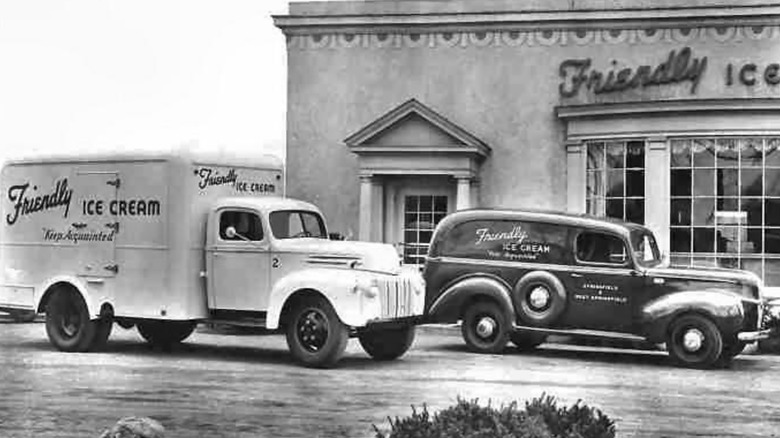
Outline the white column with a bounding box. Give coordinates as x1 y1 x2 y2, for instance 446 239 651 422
645 137 670 254
371 178 384 242
358 175 373 241
456 177 472 211
566 140 586 214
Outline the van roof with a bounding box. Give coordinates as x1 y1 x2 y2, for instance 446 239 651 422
436 208 650 238
2 150 283 170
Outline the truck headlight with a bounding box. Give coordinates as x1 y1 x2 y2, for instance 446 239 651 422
354 277 379 299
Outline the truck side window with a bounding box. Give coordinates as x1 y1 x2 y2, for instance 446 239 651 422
220 211 263 241
576 232 627 265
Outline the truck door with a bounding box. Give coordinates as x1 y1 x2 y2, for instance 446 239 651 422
207 209 270 311
72 171 119 277
563 230 640 331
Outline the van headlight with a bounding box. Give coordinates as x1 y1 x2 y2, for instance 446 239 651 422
353 277 380 299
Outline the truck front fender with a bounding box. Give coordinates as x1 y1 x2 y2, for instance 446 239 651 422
428 275 513 323
265 268 377 329
36 276 101 318
640 289 745 342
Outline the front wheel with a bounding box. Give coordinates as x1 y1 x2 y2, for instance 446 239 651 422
45 288 103 352
137 320 197 347
285 297 348 368
359 326 416 361
667 314 723 369
461 301 510 354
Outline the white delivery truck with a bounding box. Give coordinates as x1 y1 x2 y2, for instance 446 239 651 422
0 152 424 367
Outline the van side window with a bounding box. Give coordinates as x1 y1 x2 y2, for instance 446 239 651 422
576 232 627 265
220 211 263 241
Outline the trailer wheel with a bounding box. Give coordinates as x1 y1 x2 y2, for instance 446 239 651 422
359 326 416 361
45 288 98 352
461 300 510 354
137 321 197 347
286 296 348 368
667 314 723 369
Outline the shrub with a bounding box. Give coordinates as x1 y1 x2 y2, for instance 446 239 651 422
374 394 615 438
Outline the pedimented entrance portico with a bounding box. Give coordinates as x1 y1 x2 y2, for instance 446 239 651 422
345 99 491 261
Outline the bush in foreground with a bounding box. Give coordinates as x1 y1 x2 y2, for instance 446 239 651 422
374 394 615 438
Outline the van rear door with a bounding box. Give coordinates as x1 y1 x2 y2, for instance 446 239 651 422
72 171 119 277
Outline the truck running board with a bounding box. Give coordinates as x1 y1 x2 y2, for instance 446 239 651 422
514 325 648 342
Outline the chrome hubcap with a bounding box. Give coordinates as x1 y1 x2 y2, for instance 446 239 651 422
682 328 705 352
475 317 497 339
529 286 551 310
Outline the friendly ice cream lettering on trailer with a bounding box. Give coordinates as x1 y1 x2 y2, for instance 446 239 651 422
5 178 74 225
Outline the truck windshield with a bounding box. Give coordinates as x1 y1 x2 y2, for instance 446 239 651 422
630 230 662 268
269 210 327 239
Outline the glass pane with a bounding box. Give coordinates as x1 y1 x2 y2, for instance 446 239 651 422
433 196 447 212
767 138 780 167
671 199 692 226
692 169 715 197
670 169 691 196
717 197 738 211
671 140 691 168
404 230 416 242
692 227 715 253
692 197 715 226
587 142 605 170
717 257 740 269
625 170 644 197
419 230 433 243
606 170 624 197
670 254 692 266
766 200 780 226
405 196 418 210
606 142 625 169
766 169 780 196
766 259 780 287
626 141 645 168
588 197 605 216
419 213 433 228
587 171 604 197
716 226 739 253
746 228 762 253
742 257 764 280
692 138 716 167
433 212 447 224
405 213 417 226
692 256 717 267
741 138 764 167
606 199 624 219
742 199 763 227
716 138 739 168
717 169 739 197
625 199 644 224
670 228 692 252
767 229 780 254
420 196 433 211
741 169 763 197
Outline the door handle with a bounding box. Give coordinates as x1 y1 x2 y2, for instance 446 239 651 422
570 273 583 278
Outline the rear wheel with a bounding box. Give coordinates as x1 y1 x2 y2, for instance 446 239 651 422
510 331 546 351
667 314 723 369
359 326 416 361
137 320 197 347
45 288 99 352
461 301 510 354
285 296 348 368
716 339 747 367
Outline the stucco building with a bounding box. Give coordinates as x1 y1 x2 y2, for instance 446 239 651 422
274 0 780 288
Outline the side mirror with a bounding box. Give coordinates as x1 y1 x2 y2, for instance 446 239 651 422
329 232 345 241
225 226 237 239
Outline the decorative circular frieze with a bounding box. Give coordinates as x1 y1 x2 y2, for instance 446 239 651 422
291 25 780 50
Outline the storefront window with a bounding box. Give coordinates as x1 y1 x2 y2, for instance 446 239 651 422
670 137 780 287
586 140 646 224
403 195 448 265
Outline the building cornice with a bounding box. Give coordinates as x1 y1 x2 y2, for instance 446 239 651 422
556 98 780 119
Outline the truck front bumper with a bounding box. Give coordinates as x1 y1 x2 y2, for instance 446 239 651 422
738 329 774 342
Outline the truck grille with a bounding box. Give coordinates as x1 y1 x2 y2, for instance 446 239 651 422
378 276 415 319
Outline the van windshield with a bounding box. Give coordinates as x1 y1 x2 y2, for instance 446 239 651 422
269 210 327 239
630 230 662 268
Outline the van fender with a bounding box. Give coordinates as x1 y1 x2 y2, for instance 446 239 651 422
640 289 745 342
428 275 514 323
36 276 101 318
265 268 376 330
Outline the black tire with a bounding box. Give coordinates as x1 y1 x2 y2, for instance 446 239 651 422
513 271 567 327
461 300 510 354
90 318 114 352
716 340 746 367
8 310 37 323
667 314 723 369
285 296 349 368
359 326 416 361
137 320 197 347
510 331 546 351
45 288 98 352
